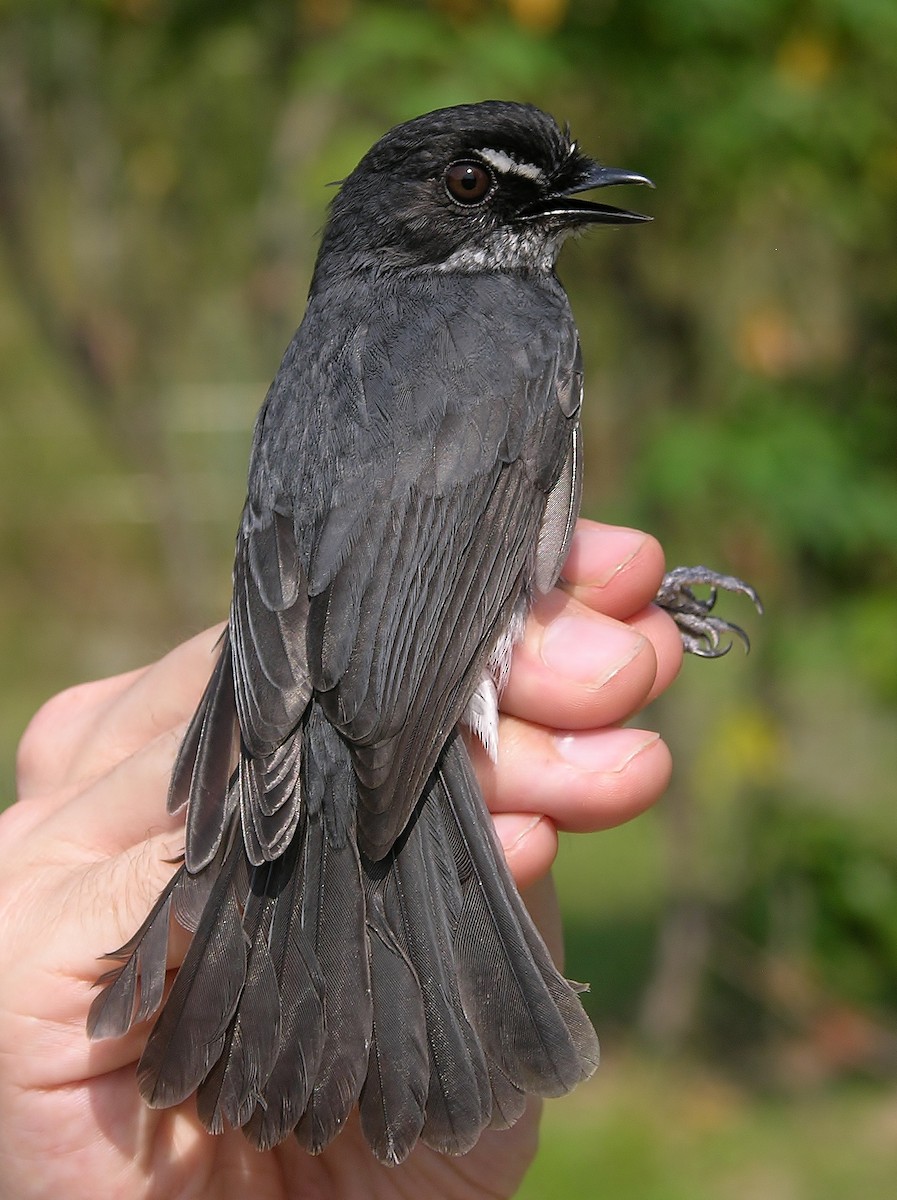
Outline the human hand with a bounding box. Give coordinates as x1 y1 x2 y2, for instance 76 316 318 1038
0 519 681 1200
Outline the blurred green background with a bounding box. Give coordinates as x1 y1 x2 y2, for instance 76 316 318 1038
2 0 896 1195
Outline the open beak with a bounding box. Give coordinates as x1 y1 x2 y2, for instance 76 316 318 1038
523 162 655 225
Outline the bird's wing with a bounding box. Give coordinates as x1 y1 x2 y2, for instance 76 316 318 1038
230 501 313 756
167 498 313 873
290 276 582 858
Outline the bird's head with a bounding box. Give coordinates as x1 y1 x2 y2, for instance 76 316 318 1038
315 100 653 283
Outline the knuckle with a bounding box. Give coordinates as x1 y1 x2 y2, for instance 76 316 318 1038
15 683 92 791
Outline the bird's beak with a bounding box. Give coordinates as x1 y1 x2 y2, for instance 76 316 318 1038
525 162 655 225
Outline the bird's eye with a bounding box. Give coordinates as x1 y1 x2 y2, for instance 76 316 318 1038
444 161 494 206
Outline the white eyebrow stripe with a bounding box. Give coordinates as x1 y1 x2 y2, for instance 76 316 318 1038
475 147 544 182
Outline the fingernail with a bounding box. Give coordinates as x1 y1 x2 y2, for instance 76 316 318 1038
554 729 660 772
540 615 644 684
495 813 543 852
562 527 647 588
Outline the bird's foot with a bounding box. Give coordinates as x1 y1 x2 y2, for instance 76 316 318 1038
655 565 763 658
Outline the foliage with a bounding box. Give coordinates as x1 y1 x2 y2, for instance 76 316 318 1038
519 1061 897 1200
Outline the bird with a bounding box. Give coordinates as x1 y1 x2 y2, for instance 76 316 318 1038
87 100 760 1165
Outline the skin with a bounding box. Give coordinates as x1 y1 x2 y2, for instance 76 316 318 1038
0 519 683 1200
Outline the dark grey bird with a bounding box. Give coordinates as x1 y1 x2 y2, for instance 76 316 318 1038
88 100 759 1165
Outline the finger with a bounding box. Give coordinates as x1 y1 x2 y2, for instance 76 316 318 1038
0 830 183 1007
629 603 684 705
0 844 189 1086
34 724 189 859
81 836 187 958
15 670 147 802
493 812 559 893
560 520 667 619
65 624 225 790
501 589 658 730
16 625 224 804
0 833 193 1089
475 714 672 834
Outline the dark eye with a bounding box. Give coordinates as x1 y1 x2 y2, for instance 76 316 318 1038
444 161 494 205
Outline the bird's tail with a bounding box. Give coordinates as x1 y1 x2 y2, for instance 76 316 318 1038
360 730 600 1161
88 701 598 1164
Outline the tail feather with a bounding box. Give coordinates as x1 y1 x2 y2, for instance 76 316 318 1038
137 826 247 1109
389 796 493 1155
294 706 373 1154
292 826 371 1153
358 893 429 1164
196 871 282 1133
439 732 600 1095
484 1057 527 1131
87 865 184 1039
87 952 141 1041
90 677 598 1163
171 850 224 934
243 826 326 1150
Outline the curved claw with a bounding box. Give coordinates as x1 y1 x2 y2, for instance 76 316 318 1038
658 566 763 615
655 565 760 660
727 621 751 654
689 638 733 660
709 622 750 657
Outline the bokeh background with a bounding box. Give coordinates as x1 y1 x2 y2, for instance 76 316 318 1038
2 1 896 1195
